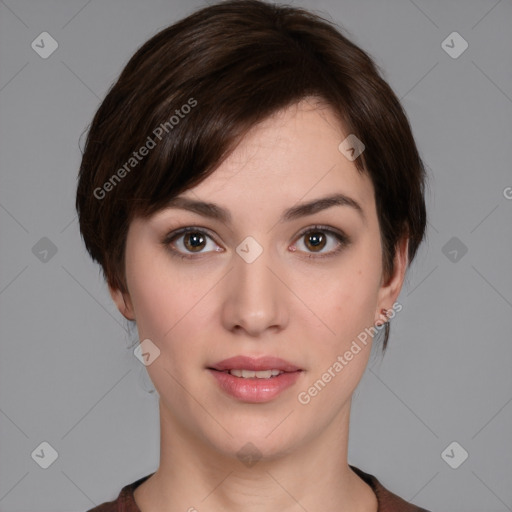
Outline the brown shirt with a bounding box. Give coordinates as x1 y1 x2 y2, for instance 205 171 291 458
86 465 431 512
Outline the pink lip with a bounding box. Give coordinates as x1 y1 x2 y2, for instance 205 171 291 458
207 356 303 403
209 355 301 372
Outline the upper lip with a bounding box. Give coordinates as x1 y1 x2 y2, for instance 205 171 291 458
209 356 301 372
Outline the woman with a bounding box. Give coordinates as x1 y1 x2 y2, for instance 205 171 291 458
76 1 431 510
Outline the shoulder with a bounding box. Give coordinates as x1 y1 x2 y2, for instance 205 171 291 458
349 465 432 512
85 473 154 512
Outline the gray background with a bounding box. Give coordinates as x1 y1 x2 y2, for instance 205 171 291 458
0 0 511 510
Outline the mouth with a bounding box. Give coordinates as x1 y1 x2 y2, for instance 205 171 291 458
214 368 287 379
207 356 303 403
208 355 302 374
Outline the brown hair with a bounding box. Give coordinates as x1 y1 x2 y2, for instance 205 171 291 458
76 0 428 351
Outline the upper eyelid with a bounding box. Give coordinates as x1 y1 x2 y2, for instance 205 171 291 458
163 225 218 244
294 224 346 238
164 224 347 249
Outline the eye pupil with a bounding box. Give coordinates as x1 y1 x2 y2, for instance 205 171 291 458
184 232 206 252
305 231 326 251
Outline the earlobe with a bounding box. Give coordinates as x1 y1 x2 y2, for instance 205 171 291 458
108 284 136 321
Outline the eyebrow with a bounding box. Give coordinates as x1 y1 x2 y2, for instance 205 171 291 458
164 192 366 225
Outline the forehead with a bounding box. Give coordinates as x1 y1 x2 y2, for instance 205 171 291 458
152 100 377 226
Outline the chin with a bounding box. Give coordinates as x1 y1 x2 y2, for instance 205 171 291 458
201 417 307 462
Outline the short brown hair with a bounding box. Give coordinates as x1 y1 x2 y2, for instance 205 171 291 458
76 0 428 351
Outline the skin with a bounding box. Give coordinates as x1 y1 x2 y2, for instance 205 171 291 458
110 98 408 512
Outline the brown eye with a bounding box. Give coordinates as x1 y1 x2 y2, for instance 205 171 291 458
163 227 222 259
292 225 349 259
304 231 327 252
183 232 207 252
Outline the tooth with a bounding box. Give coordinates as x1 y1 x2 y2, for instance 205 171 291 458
228 369 283 378
254 370 272 378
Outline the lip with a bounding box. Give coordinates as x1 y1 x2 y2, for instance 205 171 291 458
209 355 301 372
207 356 303 403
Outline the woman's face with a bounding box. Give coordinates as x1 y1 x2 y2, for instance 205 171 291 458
111 99 407 460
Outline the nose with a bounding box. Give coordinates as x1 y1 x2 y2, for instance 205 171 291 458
220 242 289 337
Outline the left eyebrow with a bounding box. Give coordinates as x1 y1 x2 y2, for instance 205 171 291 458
164 192 366 225
281 193 366 224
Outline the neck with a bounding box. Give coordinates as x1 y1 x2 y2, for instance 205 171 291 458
133 398 377 512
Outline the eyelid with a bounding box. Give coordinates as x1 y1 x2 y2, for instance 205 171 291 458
161 225 223 260
290 224 350 258
161 225 219 246
293 224 348 242
162 224 350 259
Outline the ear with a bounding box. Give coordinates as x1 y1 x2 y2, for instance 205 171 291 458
108 282 136 321
374 236 409 325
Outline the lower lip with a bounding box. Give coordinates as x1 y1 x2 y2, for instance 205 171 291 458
208 369 302 403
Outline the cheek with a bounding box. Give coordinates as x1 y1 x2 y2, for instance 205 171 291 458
125 246 214 358
310 246 382 353
125 227 382 357
295 251 381 413
124 251 202 395
124 246 183 338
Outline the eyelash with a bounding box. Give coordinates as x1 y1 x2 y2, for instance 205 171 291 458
162 224 350 261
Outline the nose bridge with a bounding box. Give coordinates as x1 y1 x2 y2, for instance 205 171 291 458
222 235 287 335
